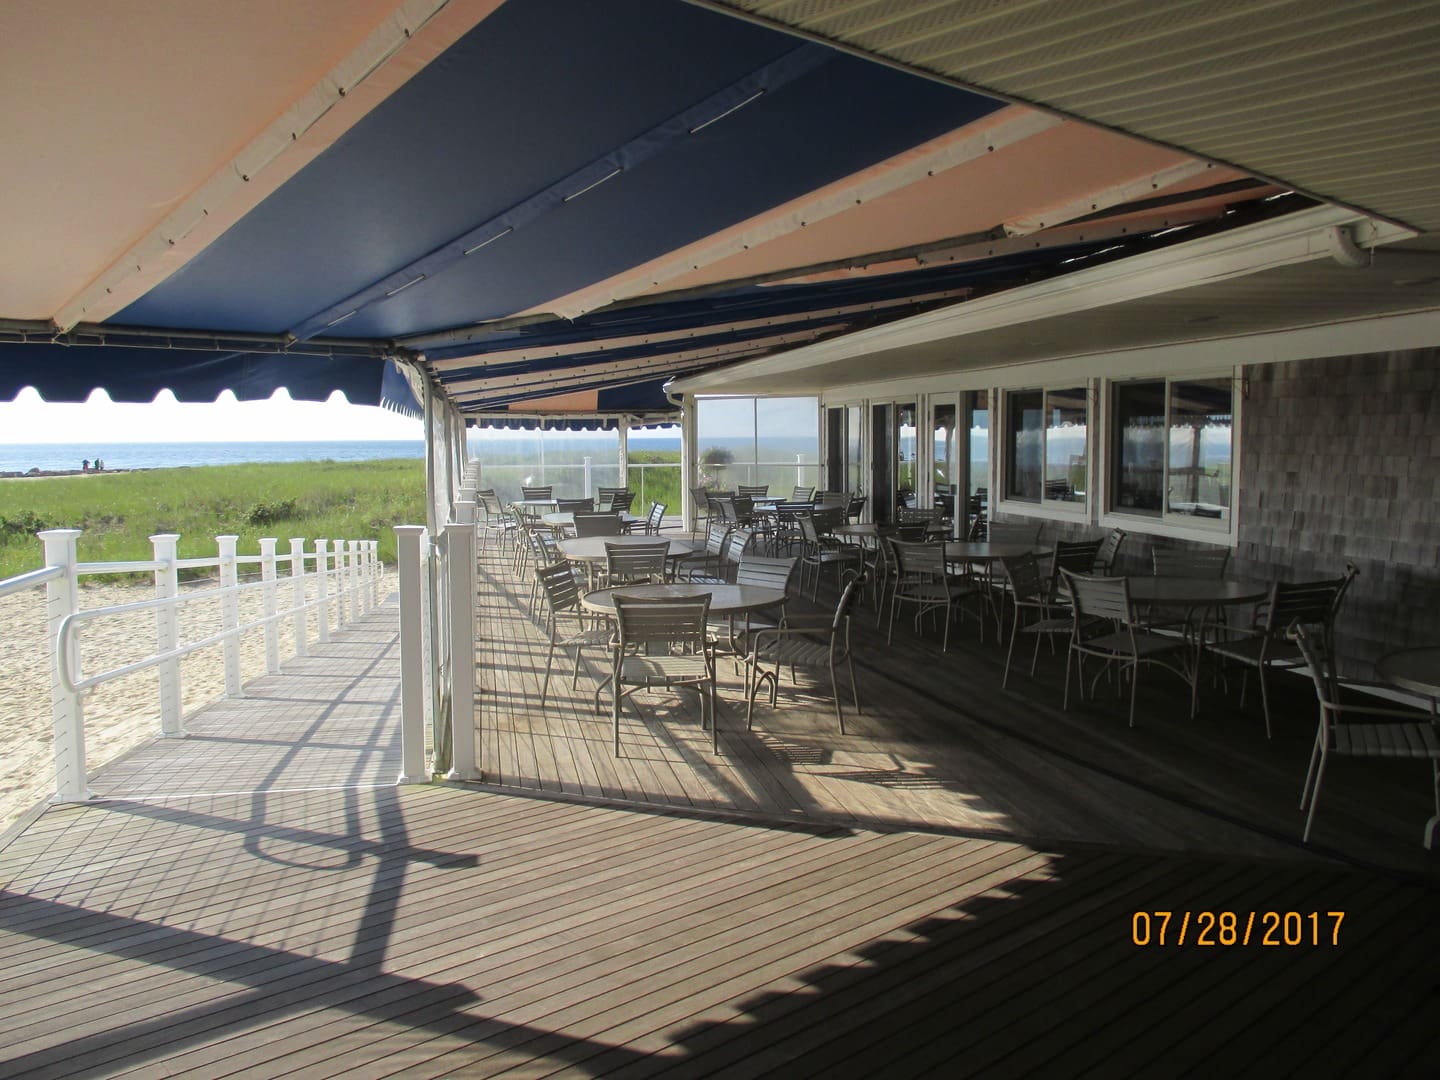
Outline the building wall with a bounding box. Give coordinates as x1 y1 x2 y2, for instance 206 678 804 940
992 346 1440 673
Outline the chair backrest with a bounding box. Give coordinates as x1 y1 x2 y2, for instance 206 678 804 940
596 486 627 508
896 506 940 525
1052 538 1104 576
1263 567 1357 633
846 493 867 521
812 507 845 534
605 540 669 584
1000 552 1048 605
728 527 759 559
536 560 581 616
1064 571 1133 625
1152 545 1230 577
797 514 821 546
891 539 945 578
608 491 636 513
790 485 816 503
1288 621 1341 705
520 485 552 499
524 523 560 566
987 520 1043 544
815 492 848 511
645 501 667 533
703 521 733 556
573 511 624 537
555 498 593 514
895 523 930 542
737 484 769 498
612 593 711 654
832 570 865 630
479 493 506 517
1095 527 1126 574
735 553 797 591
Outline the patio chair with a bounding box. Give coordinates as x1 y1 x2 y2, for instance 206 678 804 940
798 514 863 601
999 552 1074 688
1094 527 1127 575
477 493 516 553
603 539 670 587
715 552 797 660
535 560 611 707
642 501 667 535
610 592 718 755
986 520 1044 545
846 493 867 523
1045 537 1105 606
1205 564 1358 738
737 484 769 499
690 486 716 532
522 524 564 612
716 495 757 528
555 497 593 516
745 571 864 733
572 511 624 538
789 485 816 504
1061 570 1193 728
521 485 553 500
1151 545 1230 577
608 491 637 514
596 486 628 511
1290 623 1440 847
674 522 734 582
887 539 981 653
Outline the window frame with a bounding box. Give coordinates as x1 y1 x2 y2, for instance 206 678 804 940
995 382 1092 521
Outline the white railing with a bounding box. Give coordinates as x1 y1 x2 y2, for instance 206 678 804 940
3 529 382 804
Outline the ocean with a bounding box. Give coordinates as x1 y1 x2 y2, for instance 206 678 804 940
0 440 427 474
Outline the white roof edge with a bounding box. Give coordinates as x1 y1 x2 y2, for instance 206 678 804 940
667 205 1416 395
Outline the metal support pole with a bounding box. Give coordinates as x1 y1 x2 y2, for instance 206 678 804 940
289 537 308 658
150 533 184 737
41 529 91 803
260 538 280 674
395 526 428 783
217 535 242 698
315 539 331 643
444 522 480 781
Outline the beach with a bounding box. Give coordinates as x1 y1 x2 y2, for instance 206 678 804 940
0 577 322 834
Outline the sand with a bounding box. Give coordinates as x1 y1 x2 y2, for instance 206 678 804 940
0 575 325 834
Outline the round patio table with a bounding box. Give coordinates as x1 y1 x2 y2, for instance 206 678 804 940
558 535 696 565
543 511 643 531
580 582 785 616
943 541 1052 563
1375 646 1440 709
1125 577 1269 606
509 498 558 510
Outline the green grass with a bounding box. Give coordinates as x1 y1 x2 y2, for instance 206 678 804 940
0 459 425 580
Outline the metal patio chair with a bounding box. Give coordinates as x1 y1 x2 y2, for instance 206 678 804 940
798 514 863 601
1094 526 1127 575
520 485 553 500
534 560 610 707
1290 623 1440 847
610 592 718 755
642 500 667 535
999 552 1074 688
572 511 624 538
789 485 816 504
887 539 981 653
675 522 735 583
603 539 670 587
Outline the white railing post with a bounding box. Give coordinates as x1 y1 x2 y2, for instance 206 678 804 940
445 522 480 781
289 538 308 658
314 539 331 643
150 533 184 738
333 537 348 627
41 529 91 803
395 526 428 783
796 452 804 487
583 455 592 499
369 540 382 606
348 540 362 617
217 535 242 698
260 538 280 674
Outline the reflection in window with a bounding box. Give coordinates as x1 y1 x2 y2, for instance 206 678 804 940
846 405 862 494
933 401 957 521
1111 381 1165 515
968 391 989 519
1006 389 1043 501
1045 387 1087 502
1167 378 1232 521
897 403 917 508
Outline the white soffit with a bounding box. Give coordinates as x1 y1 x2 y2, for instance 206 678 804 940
667 207 1428 394
701 0 1440 233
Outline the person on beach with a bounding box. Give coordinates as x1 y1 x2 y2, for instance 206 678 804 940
82 459 90 472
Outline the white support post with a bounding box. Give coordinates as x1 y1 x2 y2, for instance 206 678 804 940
314 539 331 643
289 538 308 658
395 526 428 783
41 529 91 803
150 533 184 737
444 522 480 781
334 537 348 627
370 541 382 606
260 538 280 674
618 423 629 492
583 455 593 499
348 540 362 617
217 535 242 698
796 452 804 488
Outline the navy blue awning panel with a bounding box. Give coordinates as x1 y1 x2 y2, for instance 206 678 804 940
114 0 1001 340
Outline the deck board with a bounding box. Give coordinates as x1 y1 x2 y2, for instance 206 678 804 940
0 559 1435 1076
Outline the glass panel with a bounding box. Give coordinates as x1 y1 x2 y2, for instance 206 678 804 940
846 404 863 494
896 402 918 509
871 403 893 524
825 407 845 492
1044 386 1087 503
1167 377 1233 521
757 397 820 495
470 426 619 504
1005 389 1043 501
627 423 682 513
932 400 957 525
695 398 756 489
967 391 989 530
1110 381 1165 516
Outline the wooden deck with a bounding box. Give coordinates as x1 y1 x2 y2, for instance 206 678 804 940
0 557 1436 1076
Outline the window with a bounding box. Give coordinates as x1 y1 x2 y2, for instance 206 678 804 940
1004 386 1087 507
1110 376 1234 527
694 396 820 492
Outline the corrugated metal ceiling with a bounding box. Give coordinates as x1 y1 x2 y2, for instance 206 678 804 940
701 0 1440 232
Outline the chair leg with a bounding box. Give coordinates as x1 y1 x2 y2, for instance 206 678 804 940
1063 645 1074 711
845 652 860 719
1128 660 1140 728
1258 665 1274 739
829 656 843 732
1301 747 1329 843
1002 612 1020 688
540 641 557 707
1425 762 1439 850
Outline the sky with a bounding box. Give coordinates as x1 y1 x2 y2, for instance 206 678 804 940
0 387 424 442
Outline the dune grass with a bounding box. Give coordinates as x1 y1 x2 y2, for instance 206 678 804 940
0 459 425 580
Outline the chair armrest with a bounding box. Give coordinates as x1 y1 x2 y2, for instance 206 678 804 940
748 625 829 654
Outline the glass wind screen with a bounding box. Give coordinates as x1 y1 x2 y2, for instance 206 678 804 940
846 404 863 494
932 401 957 520
1167 377 1233 521
1006 389 1043 501
897 403 918 508
1111 381 1165 516
695 398 756 489
1044 387 1087 503
968 390 989 513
